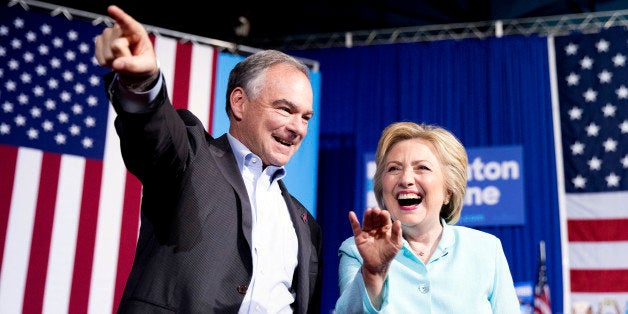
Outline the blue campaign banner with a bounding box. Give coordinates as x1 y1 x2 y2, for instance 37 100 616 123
462 145 525 226
364 145 525 227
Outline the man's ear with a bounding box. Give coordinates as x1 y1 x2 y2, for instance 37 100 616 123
230 87 247 120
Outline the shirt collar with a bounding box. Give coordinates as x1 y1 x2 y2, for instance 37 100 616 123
227 133 286 182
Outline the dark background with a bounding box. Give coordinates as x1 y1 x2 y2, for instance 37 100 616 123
34 0 628 49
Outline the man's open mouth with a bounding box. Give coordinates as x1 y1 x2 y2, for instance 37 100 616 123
273 135 294 146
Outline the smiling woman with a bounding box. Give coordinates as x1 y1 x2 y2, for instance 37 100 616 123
334 121 521 314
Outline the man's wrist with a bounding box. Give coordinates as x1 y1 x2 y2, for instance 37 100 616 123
119 70 161 92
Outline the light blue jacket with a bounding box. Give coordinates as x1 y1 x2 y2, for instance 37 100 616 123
335 222 521 314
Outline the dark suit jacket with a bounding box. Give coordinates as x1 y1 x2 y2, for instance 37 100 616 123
105 73 323 313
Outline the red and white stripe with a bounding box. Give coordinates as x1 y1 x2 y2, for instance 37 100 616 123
566 191 628 309
0 35 216 314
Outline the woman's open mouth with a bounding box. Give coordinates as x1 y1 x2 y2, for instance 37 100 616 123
397 193 422 207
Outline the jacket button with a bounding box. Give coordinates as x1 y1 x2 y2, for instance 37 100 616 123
418 283 430 294
237 285 248 294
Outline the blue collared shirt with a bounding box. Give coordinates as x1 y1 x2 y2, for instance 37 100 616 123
335 221 521 314
228 134 298 314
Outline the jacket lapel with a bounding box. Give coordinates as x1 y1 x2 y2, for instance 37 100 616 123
279 180 312 313
210 134 253 247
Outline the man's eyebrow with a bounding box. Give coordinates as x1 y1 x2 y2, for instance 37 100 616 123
273 100 314 116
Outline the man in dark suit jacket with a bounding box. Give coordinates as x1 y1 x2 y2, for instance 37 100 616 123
95 5 322 313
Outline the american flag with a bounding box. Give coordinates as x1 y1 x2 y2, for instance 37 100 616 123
534 241 551 314
0 4 217 313
552 26 628 312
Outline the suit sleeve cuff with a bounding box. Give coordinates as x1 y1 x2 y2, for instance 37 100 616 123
112 73 164 114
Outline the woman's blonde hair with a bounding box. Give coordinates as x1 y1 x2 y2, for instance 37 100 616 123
373 121 468 224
